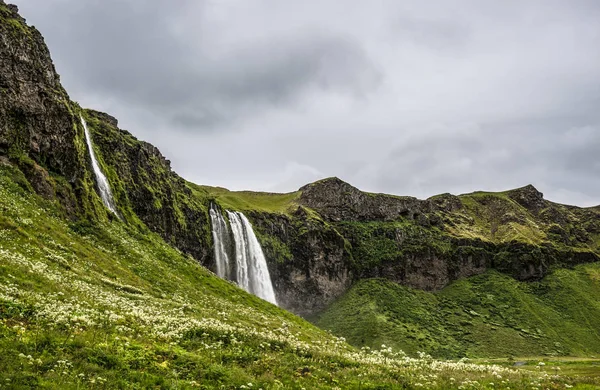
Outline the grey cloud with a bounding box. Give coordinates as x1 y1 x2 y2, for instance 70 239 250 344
16 0 381 129
362 121 600 206
11 0 600 206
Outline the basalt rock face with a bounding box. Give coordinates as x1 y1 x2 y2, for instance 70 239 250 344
0 3 71 168
247 208 353 316
507 184 547 213
247 179 600 315
0 2 101 216
299 177 434 223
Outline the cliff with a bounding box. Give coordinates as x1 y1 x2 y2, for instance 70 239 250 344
209 179 600 316
0 2 212 263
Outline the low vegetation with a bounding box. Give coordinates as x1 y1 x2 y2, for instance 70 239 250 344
195 184 300 215
2 159 596 389
315 267 600 360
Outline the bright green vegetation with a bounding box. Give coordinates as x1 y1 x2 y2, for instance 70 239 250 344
0 4 30 37
336 220 453 271
479 357 600 379
315 266 600 362
447 189 599 251
451 191 548 244
195 184 300 214
3 163 587 389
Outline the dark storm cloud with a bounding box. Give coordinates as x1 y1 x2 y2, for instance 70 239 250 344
16 0 381 129
11 0 600 206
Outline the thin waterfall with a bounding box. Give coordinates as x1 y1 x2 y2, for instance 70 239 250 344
81 116 118 215
208 204 277 305
209 204 232 280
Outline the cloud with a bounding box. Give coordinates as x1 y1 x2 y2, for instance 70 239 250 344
12 0 600 206
15 0 381 129
356 121 600 206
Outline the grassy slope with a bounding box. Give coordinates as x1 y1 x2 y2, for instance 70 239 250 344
450 191 548 244
449 190 600 250
3 163 586 389
193 184 300 214
315 266 600 360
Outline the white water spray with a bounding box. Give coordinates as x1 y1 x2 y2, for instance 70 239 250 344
209 205 277 305
227 211 277 305
81 116 118 215
209 204 232 280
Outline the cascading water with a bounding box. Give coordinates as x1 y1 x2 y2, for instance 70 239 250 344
227 211 278 305
208 204 278 305
81 116 118 215
209 204 232 280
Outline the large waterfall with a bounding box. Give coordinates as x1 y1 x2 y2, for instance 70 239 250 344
81 117 118 215
209 205 277 305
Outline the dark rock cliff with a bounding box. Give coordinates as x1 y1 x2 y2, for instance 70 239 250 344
247 179 600 315
0 2 89 210
298 177 434 223
248 207 353 316
0 2 212 261
83 110 212 262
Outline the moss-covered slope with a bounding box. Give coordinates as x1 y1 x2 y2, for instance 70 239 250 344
4 153 590 389
314 265 600 359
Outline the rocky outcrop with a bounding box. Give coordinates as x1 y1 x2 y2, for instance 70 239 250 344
246 178 600 315
0 3 79 176
0 4 212 261
0 2 105 217
298 177 434 223
507 184 546 213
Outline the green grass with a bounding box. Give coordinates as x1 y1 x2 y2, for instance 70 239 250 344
2 163 585 388
0 3 32 38
193 184 300 214
448 191 546 244
315 266 600 362
478 357 600 379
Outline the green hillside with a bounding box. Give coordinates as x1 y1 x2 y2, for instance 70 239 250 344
315 266 600 359
193 184 300 215
5 162 594 389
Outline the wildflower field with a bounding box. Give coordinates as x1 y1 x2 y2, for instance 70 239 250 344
1 163 598 389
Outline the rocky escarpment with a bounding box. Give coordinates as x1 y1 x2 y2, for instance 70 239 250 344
247 207 353 316
0 2 93 213
0 3 212 261
240 179 600 316
298 177 436 223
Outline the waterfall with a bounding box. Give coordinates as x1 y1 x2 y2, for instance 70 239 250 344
208 205 277 305
227 211 278 305
209 204 232 280
81 116 118 215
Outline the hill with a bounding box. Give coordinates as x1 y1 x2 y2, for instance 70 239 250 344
3 131 592 388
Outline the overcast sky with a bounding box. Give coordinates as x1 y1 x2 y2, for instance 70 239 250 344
13 0 600 206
